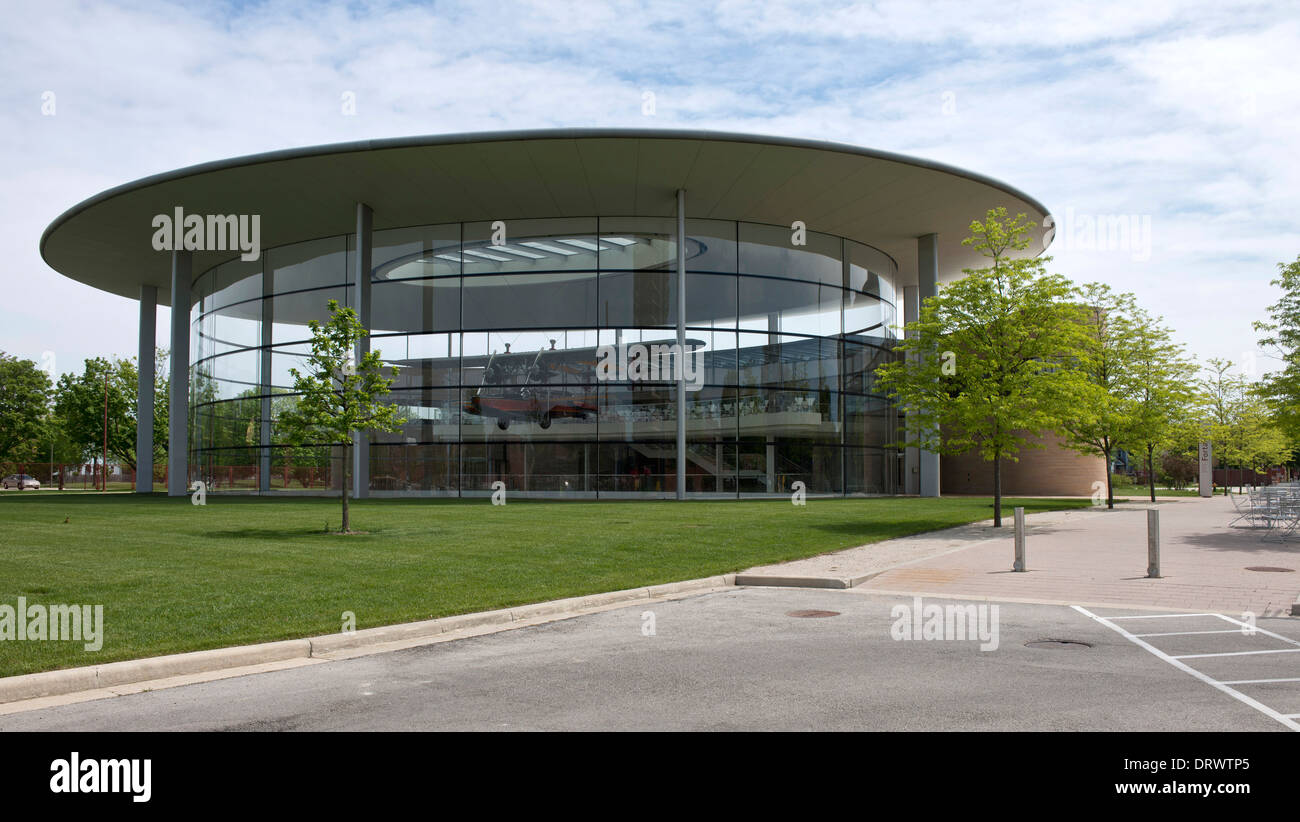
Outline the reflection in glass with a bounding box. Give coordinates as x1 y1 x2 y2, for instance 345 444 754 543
189 217 901 497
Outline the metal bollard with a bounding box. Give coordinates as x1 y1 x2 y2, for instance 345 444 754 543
1013 506 1026 572
1146 508 1161 578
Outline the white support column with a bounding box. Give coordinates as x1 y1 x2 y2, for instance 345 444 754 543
675 189 686 501
353 203 373 499
917 233 940 498
259 262 273 492
903 285 920 495
167 250 192 496
136 285 156 493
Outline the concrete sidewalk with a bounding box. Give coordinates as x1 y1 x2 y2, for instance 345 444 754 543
741 495 1300 616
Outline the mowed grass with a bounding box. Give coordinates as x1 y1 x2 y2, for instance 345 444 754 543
1112 485 1201 498
0 493 1090 676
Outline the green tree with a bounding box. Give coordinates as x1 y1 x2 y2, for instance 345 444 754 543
52 351 170 482
1253 255 1300 441
1057 284 1141 510
1120 309 1197 503
0 353 52 461
1201 358 1291 490
53 357 137 476
276 300 404 533
876 208 1083 526
1235 395 1292 485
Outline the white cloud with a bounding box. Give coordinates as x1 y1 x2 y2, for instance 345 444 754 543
1 0 1297 383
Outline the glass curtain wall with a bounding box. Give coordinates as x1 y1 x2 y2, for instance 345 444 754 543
190 218 898 497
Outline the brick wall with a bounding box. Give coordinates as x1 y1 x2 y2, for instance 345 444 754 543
939 431 1106 496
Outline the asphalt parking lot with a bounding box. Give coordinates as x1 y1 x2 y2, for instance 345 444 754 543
4 586 1299 731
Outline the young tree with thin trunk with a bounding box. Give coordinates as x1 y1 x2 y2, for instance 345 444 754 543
876 208 1083 527
1201 358 1291 491
276 300 405 534
1057 283 1140 510
1120 308 1197 503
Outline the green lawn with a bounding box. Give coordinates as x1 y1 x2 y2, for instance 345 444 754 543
1112 485 1201 498
0 493 1090 677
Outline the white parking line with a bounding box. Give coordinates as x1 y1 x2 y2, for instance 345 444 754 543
1221 677 1300 685
1132 630 1242 638
1105 613 1220 620
1180 647 1300 660
1072 606 1300 732
1208 613 1300 648
1174 649 1300 659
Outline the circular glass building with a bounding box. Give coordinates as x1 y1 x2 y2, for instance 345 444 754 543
40 129 1052 499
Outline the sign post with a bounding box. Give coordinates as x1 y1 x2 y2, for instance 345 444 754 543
1198 441 1213 498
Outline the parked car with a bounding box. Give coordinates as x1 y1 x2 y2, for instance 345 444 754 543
1 474 40 490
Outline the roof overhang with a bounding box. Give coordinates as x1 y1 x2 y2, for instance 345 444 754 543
40 128 1051 306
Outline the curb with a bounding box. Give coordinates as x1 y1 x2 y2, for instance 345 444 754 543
0 574 734 705
733 573 880 589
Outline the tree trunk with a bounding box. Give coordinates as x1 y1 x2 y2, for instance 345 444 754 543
1104 447 1114 509
341 442 350 534
992 454 1002 528
1146 444 1156 504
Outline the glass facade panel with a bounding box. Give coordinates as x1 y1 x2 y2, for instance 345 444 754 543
598 217 676 271
739 277 841 337
462 271 596 330
847 239 897 306
210 258 262 310
267 236 348 292
269 287 350 344
842 341 893 395
736 332 839 390
189 218 899 496
373 224 460 281
370 277 460 335
598 269 673 328
738 222 842 285
686 219 738 275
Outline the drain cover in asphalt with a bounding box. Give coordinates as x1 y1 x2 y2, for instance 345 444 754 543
786 610 840 618
1025 639 1093 649
1246 566 1295 572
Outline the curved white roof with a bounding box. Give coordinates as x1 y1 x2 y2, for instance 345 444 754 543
40 128 1051 305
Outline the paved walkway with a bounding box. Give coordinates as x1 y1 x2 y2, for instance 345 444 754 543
741 495 1300 616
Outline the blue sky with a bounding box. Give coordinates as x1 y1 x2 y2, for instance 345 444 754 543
2 0 1297 382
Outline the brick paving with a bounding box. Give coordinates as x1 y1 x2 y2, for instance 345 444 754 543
744 495 1300 616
